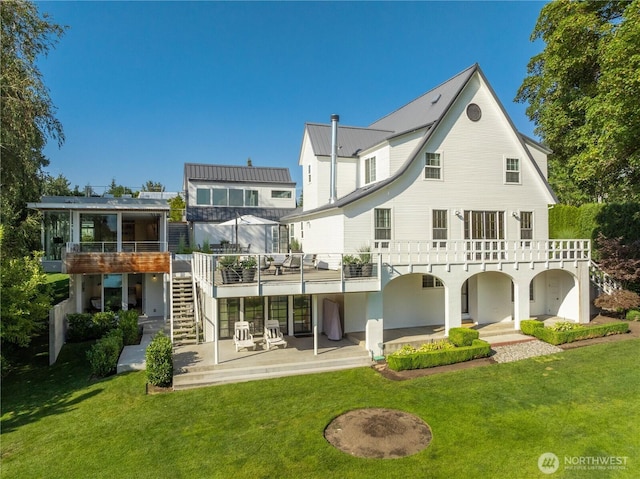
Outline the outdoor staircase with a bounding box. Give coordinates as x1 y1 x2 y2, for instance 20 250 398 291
172 356 372 390
589 260 622 295
171 274 198 346
168 222 190 253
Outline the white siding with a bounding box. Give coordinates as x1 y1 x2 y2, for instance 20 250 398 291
388 129 426 175
383 274 445 327
339 72 554 245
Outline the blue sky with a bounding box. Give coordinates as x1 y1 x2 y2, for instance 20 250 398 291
38 1 546 195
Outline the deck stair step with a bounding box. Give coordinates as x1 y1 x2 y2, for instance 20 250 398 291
173 356 372 390
171 273 199 345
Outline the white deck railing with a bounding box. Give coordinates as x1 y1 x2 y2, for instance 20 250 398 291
375 239 591 265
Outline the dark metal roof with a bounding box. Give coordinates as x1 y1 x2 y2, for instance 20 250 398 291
306 124 393 157
368 64 477 134
187 207 297 223
184 163 295 185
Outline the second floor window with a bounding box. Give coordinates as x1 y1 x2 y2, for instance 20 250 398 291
425 152 442 180
196 188 210 205
365 157 376 184
505 157 520 184
271 190 292 199
374 208 391 240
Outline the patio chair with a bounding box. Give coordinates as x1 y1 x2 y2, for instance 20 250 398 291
263 320 287 350
282 254 301 272
259 255 271 273
233 321 256 352
303 254 317 270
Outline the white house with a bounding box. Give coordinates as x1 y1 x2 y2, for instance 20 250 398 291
191 64 591 360
183 162 297 253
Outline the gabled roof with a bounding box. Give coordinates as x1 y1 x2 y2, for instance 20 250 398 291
284 63 556 221
368 64 477 134
306 124 393 157
184 163 295 186
303 64 478 159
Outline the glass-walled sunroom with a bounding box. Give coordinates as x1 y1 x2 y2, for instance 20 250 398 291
43 211 71 261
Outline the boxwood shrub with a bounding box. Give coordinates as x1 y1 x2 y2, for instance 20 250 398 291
146 332 173 387
521 321 629 345
87 329 124 377
448 327 479 347
387 339 491 371
520 319 544 336
626 309 640 321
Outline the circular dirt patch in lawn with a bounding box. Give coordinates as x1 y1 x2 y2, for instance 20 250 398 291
324 408 432 459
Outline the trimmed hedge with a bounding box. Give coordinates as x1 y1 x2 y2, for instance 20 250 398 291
448 327 479 347
521 321 629 345
520 319 544 336
626 309 640 321
87 329 124 377
146 332 173 387
387 339 491 372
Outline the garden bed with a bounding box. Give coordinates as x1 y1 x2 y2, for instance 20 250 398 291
386 328 491 372
520 319 629 346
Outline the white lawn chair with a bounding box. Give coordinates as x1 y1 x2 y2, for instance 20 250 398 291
234 321 256 352
263 320 287 350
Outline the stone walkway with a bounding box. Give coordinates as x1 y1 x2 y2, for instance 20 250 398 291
491 340 563 363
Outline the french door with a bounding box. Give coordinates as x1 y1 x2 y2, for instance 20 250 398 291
464 211 505 260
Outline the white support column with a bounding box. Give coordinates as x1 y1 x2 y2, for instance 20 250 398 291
365 291 384 358
444 278 463 336
513 279 531 331
312 295 318 356
578 263 591 324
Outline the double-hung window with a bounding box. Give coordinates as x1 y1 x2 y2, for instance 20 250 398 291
245 190 258 206
374 208 391 248
505 157 520 184
365 157 376 184
432 210 448 248
425 152 442 180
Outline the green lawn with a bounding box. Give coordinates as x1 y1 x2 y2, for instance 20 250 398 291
2 339 639 478
45 273 70 305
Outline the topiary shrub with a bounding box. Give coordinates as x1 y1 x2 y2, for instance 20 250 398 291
448 327 479 347
87 329 124 377
118 310 140 345
146 332 173 387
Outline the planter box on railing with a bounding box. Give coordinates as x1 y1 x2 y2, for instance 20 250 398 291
520 320 628 345
387 339 491 371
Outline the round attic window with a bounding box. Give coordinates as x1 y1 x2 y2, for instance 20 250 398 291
466 103 482 122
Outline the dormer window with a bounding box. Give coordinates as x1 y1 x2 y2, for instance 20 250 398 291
365 157 376 184
425 152 442 180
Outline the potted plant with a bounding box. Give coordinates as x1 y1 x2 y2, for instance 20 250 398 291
241 256 257 282
342 254 360 278
219 255 241 283
357 245 373 277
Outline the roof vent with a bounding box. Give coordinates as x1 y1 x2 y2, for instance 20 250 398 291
431 93 441 104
